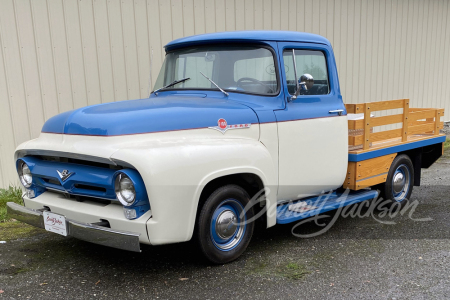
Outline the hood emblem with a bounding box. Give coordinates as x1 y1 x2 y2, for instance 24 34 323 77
209 118 251 134
57 169 75 182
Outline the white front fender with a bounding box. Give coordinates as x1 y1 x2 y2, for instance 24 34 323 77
111 138 278 245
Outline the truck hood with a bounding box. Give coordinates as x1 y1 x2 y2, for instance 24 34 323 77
41 95 259 136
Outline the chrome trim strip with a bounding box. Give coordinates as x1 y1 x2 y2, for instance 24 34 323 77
6 202 141 252
65 191 117 202
355 172 388 182
45 187 117 202
16 150 116 166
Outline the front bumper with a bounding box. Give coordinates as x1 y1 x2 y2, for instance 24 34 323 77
7 202 141 252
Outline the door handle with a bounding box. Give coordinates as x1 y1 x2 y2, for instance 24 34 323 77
329 109 344 116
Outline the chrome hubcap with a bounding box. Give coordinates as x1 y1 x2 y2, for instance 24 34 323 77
393 172 405 194
210 199 247 251
215 210 238 239
392 164 410 201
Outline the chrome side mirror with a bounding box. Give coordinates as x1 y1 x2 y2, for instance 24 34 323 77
289 49 315 101
291 73 314 101
299 73 314 90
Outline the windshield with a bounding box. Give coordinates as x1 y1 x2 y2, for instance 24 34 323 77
153 46 279 95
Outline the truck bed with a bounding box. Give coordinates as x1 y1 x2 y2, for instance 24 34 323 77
344 99 446 190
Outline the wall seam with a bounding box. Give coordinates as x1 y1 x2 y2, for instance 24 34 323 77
91 0 104 103
119 0 130 100
61 0 76 109
12 0 33 139
105 0 117 101
132 0 142 97
29 0 47 121
46 0 62 114
77 0 90 106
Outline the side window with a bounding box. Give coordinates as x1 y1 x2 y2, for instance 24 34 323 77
282 49 329 95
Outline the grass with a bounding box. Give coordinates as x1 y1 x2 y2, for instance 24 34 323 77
0 186 23 222
0 221 43 241
246 258 311 280
445 138 450 151
281 262 312 280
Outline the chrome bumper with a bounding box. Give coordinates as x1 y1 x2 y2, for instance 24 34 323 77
6 202 141 252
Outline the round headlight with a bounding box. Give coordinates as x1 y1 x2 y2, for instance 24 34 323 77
115 173 136 206
18 161 32 188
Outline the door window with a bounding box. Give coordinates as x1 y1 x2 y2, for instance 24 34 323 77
282 49 329 95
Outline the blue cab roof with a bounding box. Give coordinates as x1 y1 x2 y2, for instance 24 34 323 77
165 31 331 50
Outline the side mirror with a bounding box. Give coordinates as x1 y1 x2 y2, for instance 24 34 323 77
299 73 314 90
291 73 314 100
289 49 315 101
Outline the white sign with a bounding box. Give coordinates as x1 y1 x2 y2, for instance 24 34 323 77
43 211 67 236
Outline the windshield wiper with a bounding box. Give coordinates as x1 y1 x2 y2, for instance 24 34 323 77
153 77 190 95
199 72 229 97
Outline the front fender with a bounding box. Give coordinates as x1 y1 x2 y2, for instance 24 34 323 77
111 138 277 245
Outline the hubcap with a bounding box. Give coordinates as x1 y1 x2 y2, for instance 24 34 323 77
215 210 238 239
392 164 410 201
210 199 246 251
393 172 405 194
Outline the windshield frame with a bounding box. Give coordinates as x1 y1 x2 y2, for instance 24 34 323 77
154 43 281 97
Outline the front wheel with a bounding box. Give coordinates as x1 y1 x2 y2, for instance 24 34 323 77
378 154 414 207
196 185 254 264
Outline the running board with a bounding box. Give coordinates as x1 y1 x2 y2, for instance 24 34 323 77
276 190 379 224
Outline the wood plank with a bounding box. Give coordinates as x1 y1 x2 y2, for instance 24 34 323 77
349 114 404 130
409 109 437 121
356 153 397 179
409 123 435 135
403 99 409 142
435 109 440 135
349 134 447 154
355 174 388 189
364 103 371 149
409 120 434 126
348 119 364 130
366 99 406 111
349 134 363 146
408 108 434 112
343 161 357 190
370 114 404 127
345 103 364 113
370 128 403 143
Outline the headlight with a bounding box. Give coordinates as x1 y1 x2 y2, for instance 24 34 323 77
115 173 136 206
18 161 32 188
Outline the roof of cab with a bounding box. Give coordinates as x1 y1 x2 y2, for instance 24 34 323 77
165 30 331 50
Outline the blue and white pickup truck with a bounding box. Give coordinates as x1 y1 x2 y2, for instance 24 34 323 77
8 31 446 264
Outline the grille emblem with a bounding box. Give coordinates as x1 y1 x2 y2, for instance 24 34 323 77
57 169 75 182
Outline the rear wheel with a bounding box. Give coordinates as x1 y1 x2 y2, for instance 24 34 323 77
378 154 414 207
196 185 254 264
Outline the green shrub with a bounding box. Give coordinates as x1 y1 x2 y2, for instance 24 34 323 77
0 186 23 222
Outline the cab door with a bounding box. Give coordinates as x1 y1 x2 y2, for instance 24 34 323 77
275 42 348 202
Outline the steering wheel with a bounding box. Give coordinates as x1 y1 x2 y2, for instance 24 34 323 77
236 77 274 93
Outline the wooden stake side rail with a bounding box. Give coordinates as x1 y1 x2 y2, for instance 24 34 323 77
346 99 444 153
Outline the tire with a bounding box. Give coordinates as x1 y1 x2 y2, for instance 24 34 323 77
196 184 255 264
378 154 414 208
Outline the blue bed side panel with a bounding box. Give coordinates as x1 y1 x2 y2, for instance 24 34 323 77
348 135 446 162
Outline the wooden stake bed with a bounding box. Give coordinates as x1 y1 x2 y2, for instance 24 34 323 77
344 99 445 190
346 99 445 154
